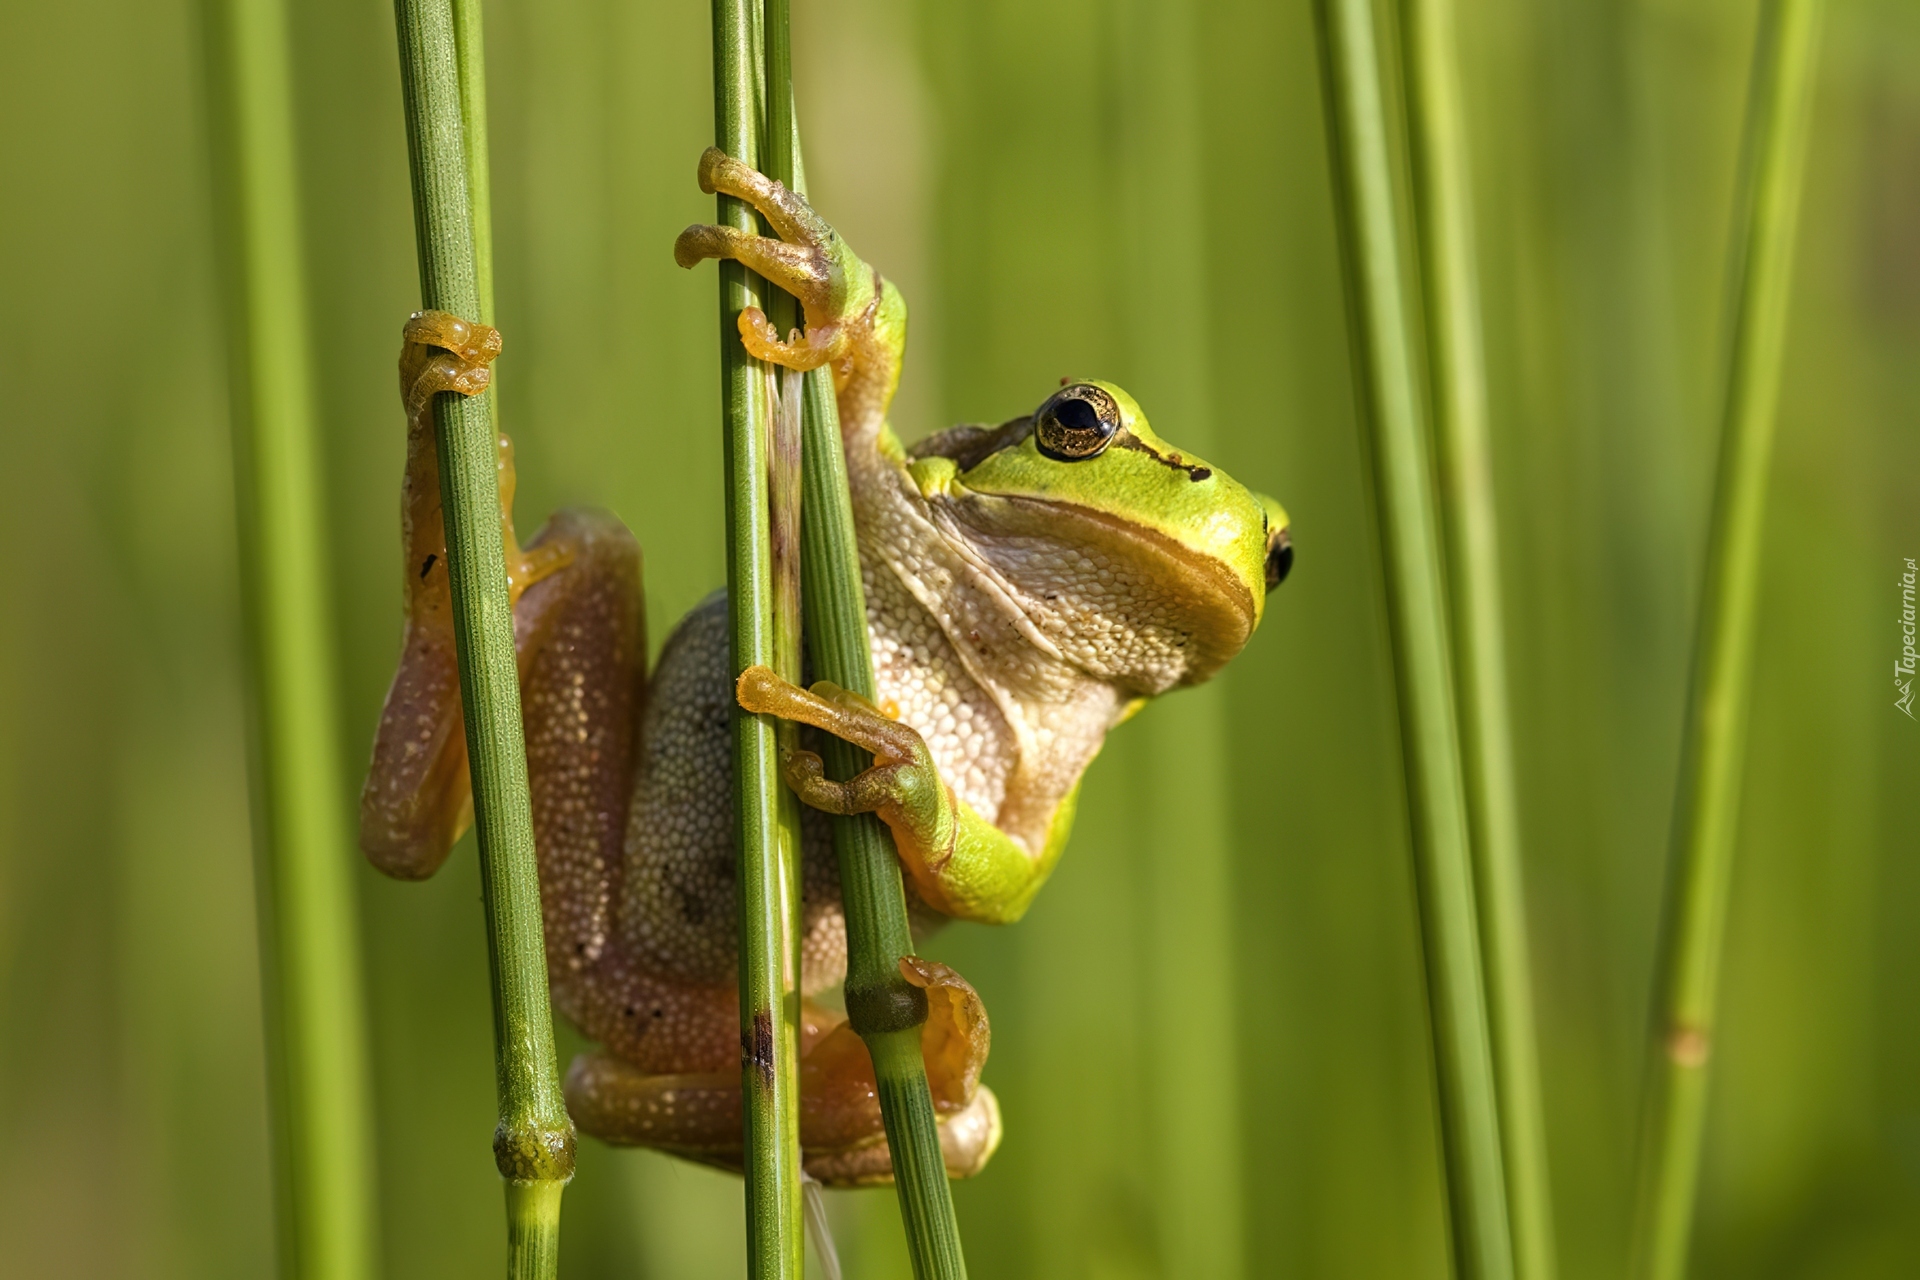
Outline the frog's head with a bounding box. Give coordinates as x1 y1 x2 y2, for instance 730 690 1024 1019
907 379 1291 695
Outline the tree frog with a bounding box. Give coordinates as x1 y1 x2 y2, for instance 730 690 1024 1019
360 148 1293 1186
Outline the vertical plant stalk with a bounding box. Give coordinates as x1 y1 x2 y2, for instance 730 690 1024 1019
1400 0 1557 1276
392 1 576 1274
450 0 495 322
1629 3 1823 1277
1311 0 1515 1276
712 0 807 1274
206 0 378 1272
799 353 970 1280
781 90 968 1278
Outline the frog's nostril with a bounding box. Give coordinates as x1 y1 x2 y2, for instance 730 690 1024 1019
1265 529 1293 590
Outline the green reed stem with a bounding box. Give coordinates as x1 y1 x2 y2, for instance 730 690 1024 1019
799 352 969 1280
206 0 378 1271
1312 0 1514 1276
712 0 806 1274
779 89 966 1276
1629 3 1823 1277
450 0 494 324
1399 0 1557 1275
392 1 575 1272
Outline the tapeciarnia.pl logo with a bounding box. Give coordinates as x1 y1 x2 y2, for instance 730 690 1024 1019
1899 557 1917 719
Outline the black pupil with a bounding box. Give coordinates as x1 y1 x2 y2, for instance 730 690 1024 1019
1054 397 1102 433
1266 540 1294 589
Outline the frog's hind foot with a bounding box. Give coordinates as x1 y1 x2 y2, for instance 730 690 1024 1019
800 1085 1001 1188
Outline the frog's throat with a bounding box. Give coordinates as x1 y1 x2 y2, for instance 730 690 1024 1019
928 493 1261 691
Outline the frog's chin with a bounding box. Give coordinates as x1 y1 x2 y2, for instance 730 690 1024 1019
928 491 1262 692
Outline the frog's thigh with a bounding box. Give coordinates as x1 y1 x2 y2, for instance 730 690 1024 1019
564 992 838 1157
568 1009 1001 1187
565 1054 742 1161
513 508 646 1018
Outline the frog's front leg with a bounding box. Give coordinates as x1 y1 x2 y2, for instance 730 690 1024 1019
673 148 906 447
736 668 1073 925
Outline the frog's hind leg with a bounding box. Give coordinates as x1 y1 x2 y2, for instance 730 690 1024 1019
565 958 1002 1187
359 310 577 879
511 507 648 1016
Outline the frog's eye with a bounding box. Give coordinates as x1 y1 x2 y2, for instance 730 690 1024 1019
1035 385 1121 461
1265 527 1294 589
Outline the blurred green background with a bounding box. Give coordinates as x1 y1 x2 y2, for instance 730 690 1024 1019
3 0 1917 1274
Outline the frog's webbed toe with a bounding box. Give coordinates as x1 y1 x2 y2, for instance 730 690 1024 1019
672 222 829 303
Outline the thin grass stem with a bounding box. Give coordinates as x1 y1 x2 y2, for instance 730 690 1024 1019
710 0 807 1273
449 0 494 324
205 0 378 1271
798 337 970 1280
1628 3 1825 1276
391 0 575 1271
1311 0 1515 1275
1399 0 1557 1274
784 99 969 1271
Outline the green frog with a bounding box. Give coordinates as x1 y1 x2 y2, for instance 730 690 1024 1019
359 147 1292 1186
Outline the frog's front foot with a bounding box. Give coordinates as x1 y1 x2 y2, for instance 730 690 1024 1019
736 665 961 893
673 148 899 384
400 309 501 416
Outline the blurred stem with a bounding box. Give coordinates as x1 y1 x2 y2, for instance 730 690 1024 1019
205 0 377 1271
392 0 575 1273
1629 3 1824 1277
1311 0 1515 1276
793 198 969 1277
712 0 806 1274
1399 0 1557 1275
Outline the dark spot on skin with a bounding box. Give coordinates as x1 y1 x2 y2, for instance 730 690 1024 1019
743 1009 776 1087
676 894 705 925
420 553 437 579
624 1006 636 1017
575 942 586 954
1190 467 1212 481
653 1008 664 1019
